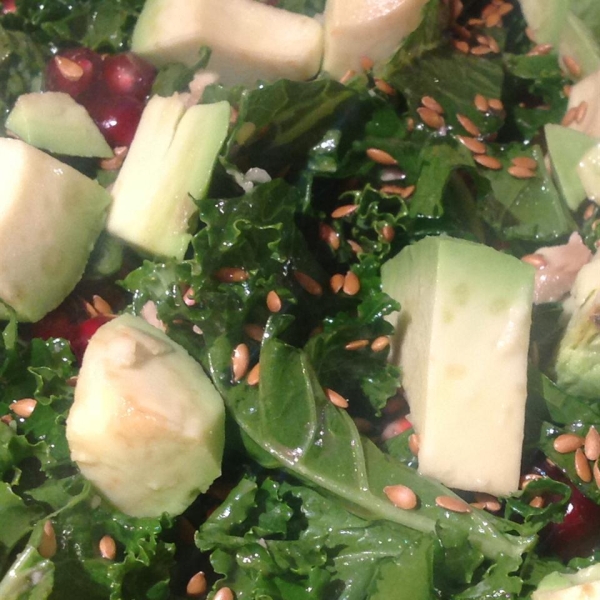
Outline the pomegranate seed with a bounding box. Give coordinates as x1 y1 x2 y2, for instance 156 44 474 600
30 310 77 342
45 47 103 99
101 53 156 101
2 0 16 13
84 94 144 147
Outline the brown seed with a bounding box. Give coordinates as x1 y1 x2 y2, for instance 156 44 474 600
99 535 117 560
563 84 572 97
371 336 390 352
55 56 84 81
214 588 235 600
585 426 600 462
473 154 502 170
374 78 395 96
525 26 536 41
575 448 593 482
456 135 486 154
381 224 395 242
360 55 374 71
231 343 250 382
511 156 538 171
183 287 196 307
294 271 323 296
100 145 128 170
488 98 504 112
553 432 584 454
421 95 444 114
575 100 588 124
471 501 487 510
594 460 600 488
246 363 260 386
487 36 500 54
521 253 547 268
496 2 513 16
347 240 363 254
66 376 78 387
319 223 340 250
1 414 13 425
561 106 578 127
330 273 345 293
485 11 502 28
474 93 489 113
339 69 356 85
471 45 493 55
10 398 37 418
92 295 113 316
396 184 416 199
583 203 597 220
435 495 471 513
342 271 361 296
326 388 349 409
186 571 208 597
38 521 57 559
474 492 502 512
453 39 470 54
345 339 369 351
481 3 497 18
563 55 582 79
366 147 398 166
384 484 418 510
331 204 358 219
379 184 415 199
215 267 249 283
408 433 420 455
520 473 543 489
529 495 545 509
467 18 484 26
507 165 535 179
417 107 445 129
83 300 99 318
266 290 282 313
243 324 264 342
527 43 553 56
457 113 481 136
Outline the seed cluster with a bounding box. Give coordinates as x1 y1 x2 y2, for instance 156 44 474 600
553 428 600 488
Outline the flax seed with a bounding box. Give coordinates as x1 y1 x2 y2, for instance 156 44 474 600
384 484 418 510
471 45 493 55
408 433 420 455
331 204 358 218
474 94 489 113
507 165 535 179
417 107 445 129
512 156 538 171
214 588 235 600
456 135 486 154
563 55 582 79
326 388 349 409
345 339 369 351
575 448 592 482
553 432 584 453
381 224 395 242
247 363 260 386
343 271 361 296
231 344 250 382
576 101 588 124
366 147 397 165
99 535 117 560
521 253 547 268
55 56 84 81
266 290 282 313
374 78 395 95
186 571 208 597
529 496 545 508
243 324 264 342
215 267 249 283
453 40 470 54
435 495 471 513
330 273 345 293
360 55 374 71
457 113 481 136
294 271 323 296
371 336 390 352
421 96 444 114
10 398 37 418
474 154 502 170
585 426 600 461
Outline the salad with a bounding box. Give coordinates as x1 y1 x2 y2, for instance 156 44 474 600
0 0 600 598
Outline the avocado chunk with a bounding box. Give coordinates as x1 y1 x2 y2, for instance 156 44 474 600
107 95 229 260
0 138 111 322
322 0 429 79
6 92 113 158
66 313 226 518
577 142 600 203
545 124 599 211
533 563 600 600
381 236 535 496
131 0 323 85
555 252 600 399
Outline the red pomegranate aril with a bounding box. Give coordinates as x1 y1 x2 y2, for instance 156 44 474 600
85 94 144 148
101 52 156 101
45 47 103 99
30 310 77 343
70 316 111 362
2 0 16 13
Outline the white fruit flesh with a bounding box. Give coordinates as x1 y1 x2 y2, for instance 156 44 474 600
66 314 226 518
131 0 323 85
381 236 534 496
322 0 429 79
533 564 600 600
0 138 110 322
567 69 600 138
578 143 600 204
107 95 229 260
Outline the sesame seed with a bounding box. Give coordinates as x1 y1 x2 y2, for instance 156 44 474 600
99 535 117 560
243 324 264 342
585 426 600 461
456 113 481 136
576 100 588 124
331 204 358 218
186 571 208 597
563 55 582 79
360 55 374 71
214 588 235 600
511 156 538 170
435 495 471 513
488 98 504 112
453 40 470 54
246 363 260 386
326 388 349 409
374 78 395 95
10 398 37 418
507 165 535 179
575 448 592 482
470 45 493 55
474 93 489 112
381 224 395 242
55 56 84 81
330 273 345 293
408 433 420 455
231 343 250 382
371 336 390 352
553 433 584 453
384 484 418 510
345 339 370 351
266 290 282 313
366 147 398 165
417 107 445 129
421 96 444 114
529 496 545 509
456 135 486 154
319 223 340 250
293 271 323 296
473 154 502 170
214 267 249 283
521 253 547 268
342 271 361 296
38 521 57 559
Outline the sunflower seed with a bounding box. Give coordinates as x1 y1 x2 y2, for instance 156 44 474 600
266 290 282 313
331 204 359 218
294 271 323 296
553 433 584 454
186 571 208 597
99 535 117 560
435 495 471 513
10 398 37 418
342 271 361 296
366 147 398 165
575 448 593 482
384 484 418 510
585 426 600 462
326 388 349 409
